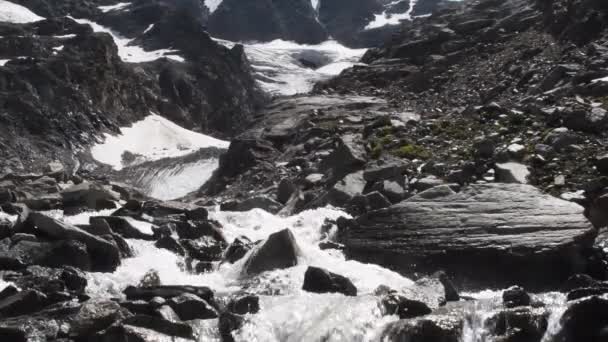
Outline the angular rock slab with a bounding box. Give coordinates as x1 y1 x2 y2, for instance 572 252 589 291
345 184 596 289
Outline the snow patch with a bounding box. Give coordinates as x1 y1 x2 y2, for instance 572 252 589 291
54 34 76 39
98 2 131 13
0 0 45 23
143 23 155 34
70 17 184 63
0 59 10 66
205 0 223 13
91 113 229 170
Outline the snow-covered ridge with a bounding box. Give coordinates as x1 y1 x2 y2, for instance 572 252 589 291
91 113 229 171
0 0 45 24
205 0 223 13
69 17 185 63
98 2 132 13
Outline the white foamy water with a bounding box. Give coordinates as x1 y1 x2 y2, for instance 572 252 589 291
98 2 131 13
91 113 229 171
79 206 414 341
69 17 185 63
217 39 366 95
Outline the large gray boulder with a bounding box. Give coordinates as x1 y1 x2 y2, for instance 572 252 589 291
344 183 596 289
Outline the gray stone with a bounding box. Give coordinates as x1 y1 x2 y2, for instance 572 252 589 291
242 228 300 275
345 183 596 289
495 162 530 184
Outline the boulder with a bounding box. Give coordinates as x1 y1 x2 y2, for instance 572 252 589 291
224 237 253 264
123 285 215 304
302 266 357 296
486 306 549 342
90 217 154 240
0 238 91 271
379 313 462 342
242 229 301 275
121 315 194 339
155 236 185 256
596 153 608 174
27 213 121 272
168 293 218 320
556 295 608 342
218 311 244 342
61 182 119 210
220 196 283 214
0 290 48 318
503 286 532 308
70 300 130 337
320 134 367 180
380 293 432 319
277 179 298 204
327 171 366 206
344 183 596 289
227 294 260 315
181 237 226 262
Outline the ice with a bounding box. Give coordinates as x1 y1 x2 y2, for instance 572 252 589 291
136 158 220 200
217 39 366 95
205 0 224 13
69 17 185 63
90 113 229 170
0 0 45 24
98 2 131 13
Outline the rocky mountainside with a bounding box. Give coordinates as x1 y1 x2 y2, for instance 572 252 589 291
0 0 264 172
3 0 608 341
206 0 444 47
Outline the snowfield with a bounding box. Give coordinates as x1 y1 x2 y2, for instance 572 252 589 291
0 0 45 23
91 113 229 170
69 17 185 63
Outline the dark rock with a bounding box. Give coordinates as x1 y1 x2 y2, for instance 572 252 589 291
596 154 608 175
227 294 260 315
122 315 194 339
379 313 462 342
176 220 225 242
27 213 121 272
277 179 298 205
224 236 253 264
181 236 226 262
155 236 185 256
326 171 367 206
220 196 283 214
556 295 608 342
168 293 218 320
123 285 215 304
70 300 129 337
363 162 409 183
503 286 532 308
0 237 92 271
0 290 47 318
90 217 154 240
380 293 432 318
345 184 596 289
319 134 367 180
302 266 357 296
486 306 549 342
61 182 119 210
218 311 244 342
138 270 161 288
242 229 300 275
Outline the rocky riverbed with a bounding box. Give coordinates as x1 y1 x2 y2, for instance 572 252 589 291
1 0 608 341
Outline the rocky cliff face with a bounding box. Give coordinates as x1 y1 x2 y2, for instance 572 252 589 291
206 0 446 47
0 0 264 172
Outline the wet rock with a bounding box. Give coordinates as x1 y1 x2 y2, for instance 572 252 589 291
380 292 432 319
168 293 218 320
9 266 87 295
181 236 226 262
380 313 462 342
227 294 260 315
70 300 129 337
302 266 357 296
556 295 608 342
487 306 549 342
365 191 392 210
138 270 161 288
0 289 48 318
218 311 244 342
596 154 608 175
155 236 185 256
123 285 215 304
277 179 298 204
224 236 253 264
61 182 119 210
176 220 225 242
242 229 300 275
503 286 531 308
0 237 92 271
220 196 283 214
344 183 596 289
90 216 154 241
26 213 121 272
122 315 194 339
